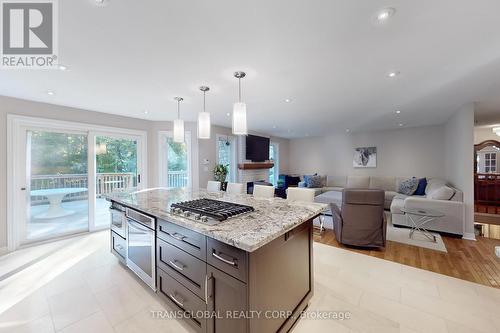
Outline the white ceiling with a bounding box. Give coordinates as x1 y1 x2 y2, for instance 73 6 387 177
2 0 500 138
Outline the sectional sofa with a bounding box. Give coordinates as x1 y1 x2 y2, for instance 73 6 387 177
301 175 464 236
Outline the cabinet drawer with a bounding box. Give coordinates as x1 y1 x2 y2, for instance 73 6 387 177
111 231 126 263
157 238 207 300
157 219 206 260
207 238 247 283
157 268 207 333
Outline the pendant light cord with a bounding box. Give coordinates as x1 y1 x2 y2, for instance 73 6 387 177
238 77 242 103
203 90 206 113
177 99 180 119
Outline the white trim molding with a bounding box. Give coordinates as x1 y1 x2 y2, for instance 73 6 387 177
462 232 476 241
0 247 7 256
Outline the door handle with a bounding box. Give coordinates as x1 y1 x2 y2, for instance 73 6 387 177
212 251 237 266
169 293 184 307
168 260 185 271
20 187 26 191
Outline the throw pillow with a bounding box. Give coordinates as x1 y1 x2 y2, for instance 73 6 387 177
303 175 313 187
398 177 419 195
427 186 455 200
307 175 323 188
414 178 427 196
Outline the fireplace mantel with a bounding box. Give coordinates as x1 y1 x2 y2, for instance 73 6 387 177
238 162 274 170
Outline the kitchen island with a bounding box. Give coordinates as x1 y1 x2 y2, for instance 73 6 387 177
107 188 326 333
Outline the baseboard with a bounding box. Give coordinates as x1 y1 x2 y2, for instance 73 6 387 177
462 232 476 241
0 246 8 257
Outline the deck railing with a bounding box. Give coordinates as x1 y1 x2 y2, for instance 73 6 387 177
30 173 136 205
168 170 188 188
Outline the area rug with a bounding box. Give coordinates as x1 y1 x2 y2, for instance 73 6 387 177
316 214 447 252
385 214 447 252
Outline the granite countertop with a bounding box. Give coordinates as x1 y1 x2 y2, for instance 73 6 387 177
106 188 327 252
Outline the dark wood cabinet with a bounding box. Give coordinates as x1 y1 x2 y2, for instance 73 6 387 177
207 265 248 333
155 218 314 333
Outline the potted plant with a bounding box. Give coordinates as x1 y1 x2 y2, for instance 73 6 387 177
213 164 229 190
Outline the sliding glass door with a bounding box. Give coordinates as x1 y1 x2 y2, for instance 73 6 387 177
159 131 192 189
25 130 89 242
11 119 146 248
94 135 139 229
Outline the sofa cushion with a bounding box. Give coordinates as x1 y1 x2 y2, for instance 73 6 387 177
427 186 455 200
346 176 370 189
326 176 347 187
322 186 344 192
314 190 343 212
384 191 398 210
425 178 447 195
390 195 408 214
369 176 396 191
398 177 419 195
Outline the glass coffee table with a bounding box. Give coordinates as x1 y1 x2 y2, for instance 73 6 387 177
400 207 444 243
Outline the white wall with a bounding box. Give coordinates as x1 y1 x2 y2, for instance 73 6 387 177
444 104 475 240
289 125 446 178
474 126 500 144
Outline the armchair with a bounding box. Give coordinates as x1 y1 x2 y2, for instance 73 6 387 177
330 189 386 248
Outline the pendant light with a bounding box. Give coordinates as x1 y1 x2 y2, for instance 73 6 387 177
232 71 248 135
173 97 184 143
198 86 211 139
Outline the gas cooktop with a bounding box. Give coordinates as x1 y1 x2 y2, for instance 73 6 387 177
170 198 255 225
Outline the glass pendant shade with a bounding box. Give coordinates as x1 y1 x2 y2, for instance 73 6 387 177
198 112 211 139
232 102 247 135
173 118 185 143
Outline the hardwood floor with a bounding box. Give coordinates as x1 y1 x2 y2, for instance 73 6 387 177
314 229 500 289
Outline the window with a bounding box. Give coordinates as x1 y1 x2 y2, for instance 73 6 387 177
485 153 496 173
159 131 192 189
269 142 279 186
216 135 237 182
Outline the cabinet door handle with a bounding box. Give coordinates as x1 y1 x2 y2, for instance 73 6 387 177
168 232 186 242
169 293 184 307
168 260 185 271
212 252 236 266
204 274 208 303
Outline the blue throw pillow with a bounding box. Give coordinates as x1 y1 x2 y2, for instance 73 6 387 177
303 175 312 187
414 178 427 196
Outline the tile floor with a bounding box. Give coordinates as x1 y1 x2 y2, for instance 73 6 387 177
1 231 499 333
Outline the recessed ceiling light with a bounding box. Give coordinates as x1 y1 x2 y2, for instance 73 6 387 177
273 125 277 129
226 112 230 117
376 8 395 22
284 98 292 103
143 110 149 114
395 110 401 114
46 90 55 96
346 129 351 133
398 123 404 127
387 71 400 78
58 64 67 71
